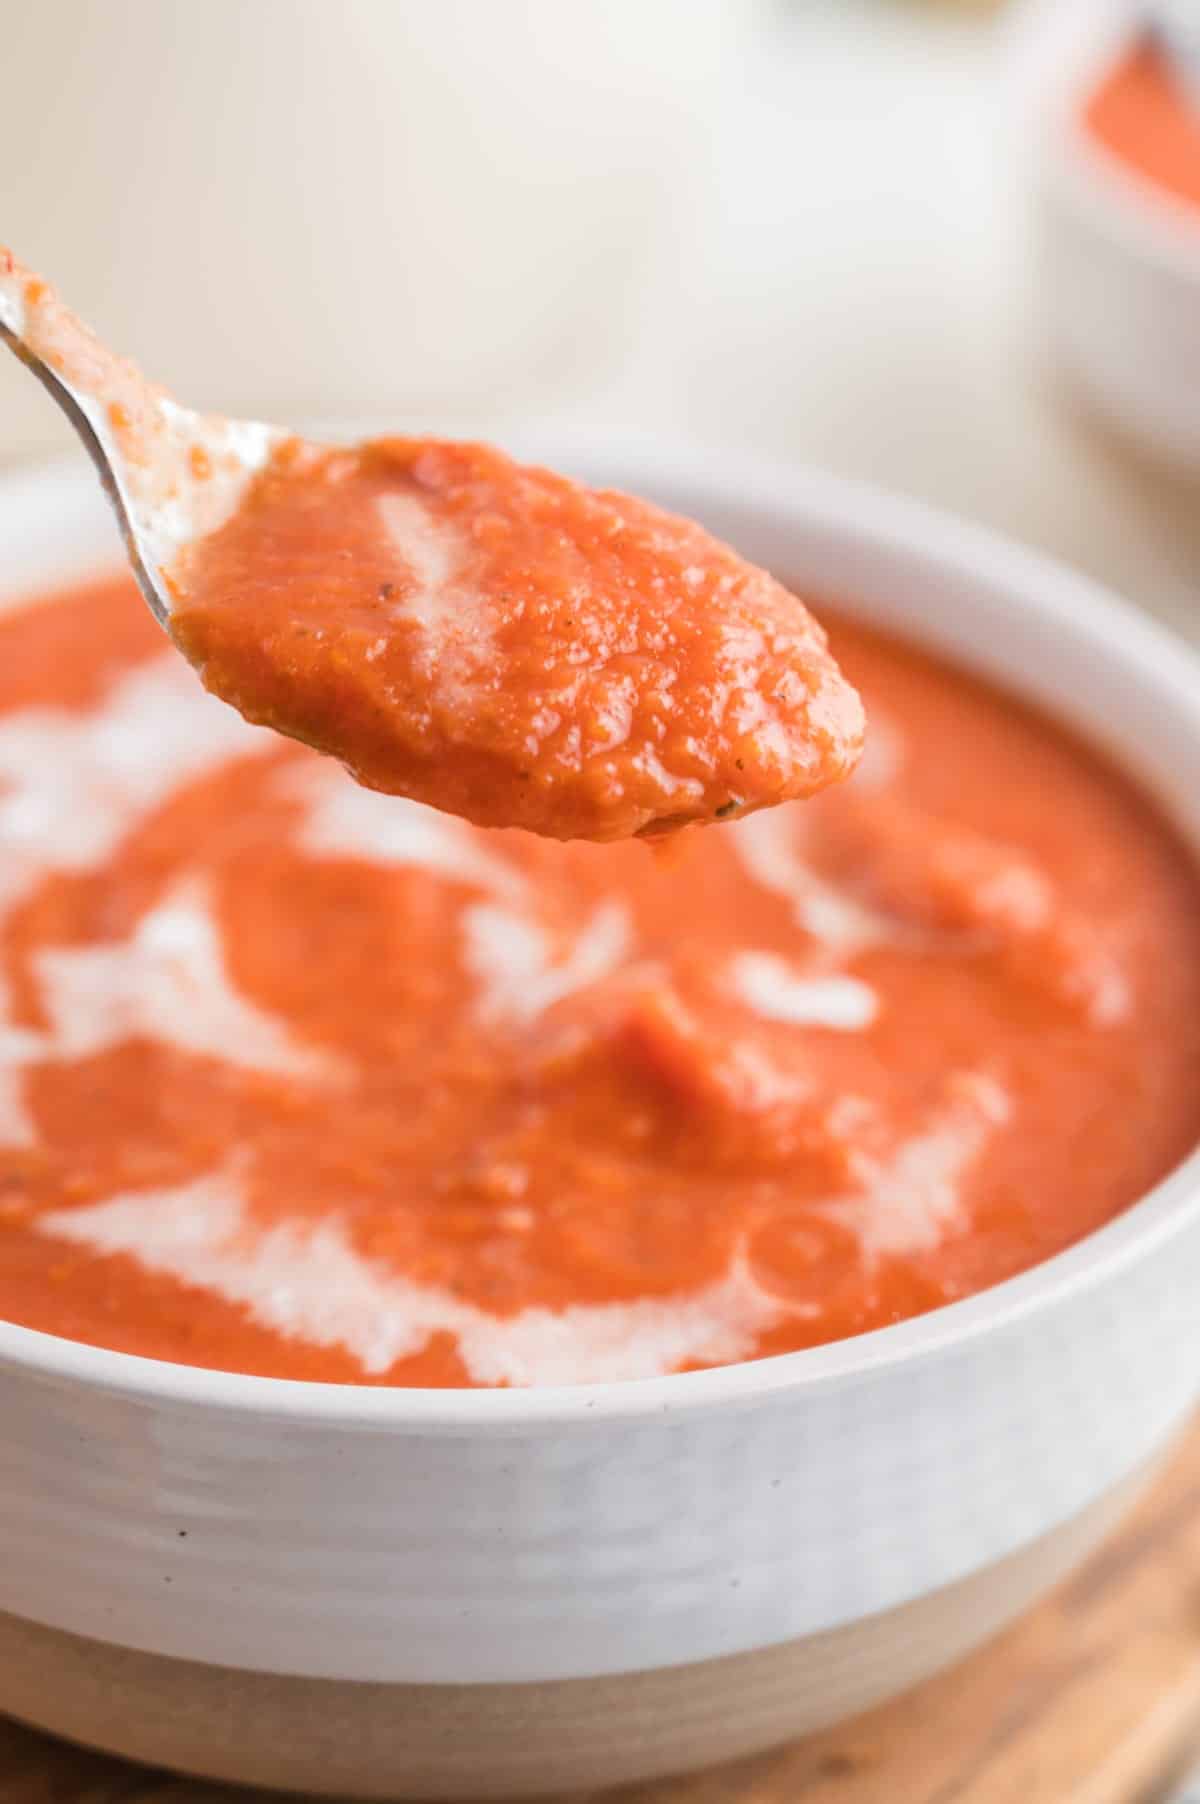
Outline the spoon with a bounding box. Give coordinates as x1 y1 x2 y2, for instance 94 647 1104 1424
0 246 281 630
1146 0 1200 106
0 246 864 844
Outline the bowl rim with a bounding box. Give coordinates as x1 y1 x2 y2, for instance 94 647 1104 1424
2 432 1200 1430
1041 17 1200 286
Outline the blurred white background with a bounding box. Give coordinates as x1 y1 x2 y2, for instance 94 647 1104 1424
1 0 744 442
1 0 1197 630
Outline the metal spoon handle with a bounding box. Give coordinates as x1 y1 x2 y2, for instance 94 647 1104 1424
0 248 280 629
1147 0 1200 107
0 313 172 626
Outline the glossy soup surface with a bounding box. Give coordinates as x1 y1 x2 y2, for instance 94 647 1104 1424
0 573 1198 1386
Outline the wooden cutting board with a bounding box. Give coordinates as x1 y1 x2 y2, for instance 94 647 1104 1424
4 1415 1200 1804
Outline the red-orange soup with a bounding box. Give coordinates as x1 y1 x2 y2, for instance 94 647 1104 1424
1085 42 1200 213
166 438 864 843
1 572 1198 1386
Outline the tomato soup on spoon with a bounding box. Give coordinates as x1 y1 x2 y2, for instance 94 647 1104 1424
163 436 863 842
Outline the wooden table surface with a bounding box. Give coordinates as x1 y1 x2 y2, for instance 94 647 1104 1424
4 1414 1200 1804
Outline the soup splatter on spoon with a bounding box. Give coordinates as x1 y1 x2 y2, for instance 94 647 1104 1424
0 246 863 841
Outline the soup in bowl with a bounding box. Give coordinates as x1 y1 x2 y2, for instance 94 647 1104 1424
1 437 1199 1795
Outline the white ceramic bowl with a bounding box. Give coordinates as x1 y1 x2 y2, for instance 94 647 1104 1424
2 438 1200 1797
1037 8 1200 473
